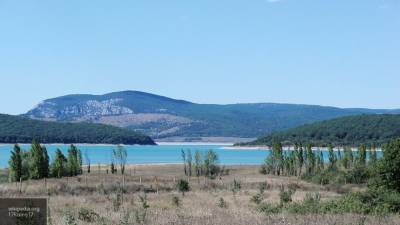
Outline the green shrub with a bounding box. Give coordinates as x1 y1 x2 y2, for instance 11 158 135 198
139 194 150 209
64 210 77 225
0 172 7 183
231 179 241 195
119 211 131 225
250 193 264 205
113 192 123 212
286 193 321 214
271 188 400 215
305 166 370 186
279 187 295 206
172 196 181 207
258 203 282 214
218 197 228 208
134 194 149 224
258 182 268 193
346 165 369 184
78 207 99 223
176 179 190 196
259 165 268 175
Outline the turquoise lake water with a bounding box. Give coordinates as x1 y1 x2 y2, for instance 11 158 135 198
0 144 382 168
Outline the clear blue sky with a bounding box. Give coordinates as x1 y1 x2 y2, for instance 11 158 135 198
0 0 399 115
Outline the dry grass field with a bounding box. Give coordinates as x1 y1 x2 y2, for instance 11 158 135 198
0 164 399 225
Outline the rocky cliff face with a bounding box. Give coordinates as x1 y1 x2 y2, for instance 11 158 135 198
27 98 134 120
25 94 195 138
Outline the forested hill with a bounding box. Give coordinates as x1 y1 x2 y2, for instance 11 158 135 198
242 114 400 147
23 90 400 138
0 114 155 145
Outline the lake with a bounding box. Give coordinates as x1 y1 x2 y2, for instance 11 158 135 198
0 143 382 168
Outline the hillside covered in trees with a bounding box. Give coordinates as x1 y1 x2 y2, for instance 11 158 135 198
24 90 400 138
0 114 155 145
243 114 400 146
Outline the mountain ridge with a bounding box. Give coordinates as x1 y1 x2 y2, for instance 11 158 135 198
23 91 400 138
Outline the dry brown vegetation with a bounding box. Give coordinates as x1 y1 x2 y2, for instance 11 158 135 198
0 164 399 225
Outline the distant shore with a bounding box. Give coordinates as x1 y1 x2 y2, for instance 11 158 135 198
223 146 382 151
0 142 233 147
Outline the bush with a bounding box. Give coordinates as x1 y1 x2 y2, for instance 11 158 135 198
346 165 369 184
286 193 321 214
250 193 264 205
78 207 99 223
331 188 400 215
304 166 370 186
218 197 228 208
135 194 149 224
119 212 131 225
0 172 8 183
113 192 123 212
370 139 400 192
172 196 181 207
259 165 268 175
176 179 190 196
64 210 77 225
258 203 282 214
258 182 268 192
231 179 241 195
279 187 295 206
259 188 400 215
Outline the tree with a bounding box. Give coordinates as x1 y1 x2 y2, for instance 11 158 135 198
356 145 367 167
67 144 79 176
113 145 127 175
30 140 48 179
50 149 67 178
305 144 315 175
283 153 290 176
337 147 342 162
369 146 377 165
314 150 322 173
348 147 354 166
267 142 284 175
194 150 202 177
84 150 91 173
317 150 324 172
342 147 353 169
186 150 192 177
288 151 296 176
77 148 83 174
111 161 116 174
372 139 400 192
21 151 31 180
276 142 284 175
176 179 190 196
181 150 187 175
8 144 22 182
204 150 219 178
42 146 50 178
327 144 336 170
296 143 304 176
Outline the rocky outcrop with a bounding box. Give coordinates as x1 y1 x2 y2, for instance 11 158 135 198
27 98 133 120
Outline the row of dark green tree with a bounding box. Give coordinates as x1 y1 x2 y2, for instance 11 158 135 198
181 149 226 179
261 142 379 185
8 140 83 182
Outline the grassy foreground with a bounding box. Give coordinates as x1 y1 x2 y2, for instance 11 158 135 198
0 164 399 225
